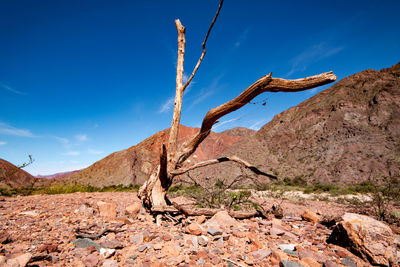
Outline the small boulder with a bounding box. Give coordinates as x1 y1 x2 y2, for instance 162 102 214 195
185 223 202 235
125 202 141 219
301 209 320 223
205 211 238 229
327 213 397 266
97 201 117 218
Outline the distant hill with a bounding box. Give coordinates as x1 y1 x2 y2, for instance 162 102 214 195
64 125 247 187
36 170 79 180
0 159 37 188
193 63 400 185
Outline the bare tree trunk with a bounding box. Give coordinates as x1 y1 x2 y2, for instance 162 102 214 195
138 0 337 211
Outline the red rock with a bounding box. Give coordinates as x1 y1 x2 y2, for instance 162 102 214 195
197 250 208 260
327 213 397 266
97 201 117 218
185 223 202 235
82 254 99 267
6 253 32 267
248 233 262 249
197 215 206 224
301 209 320 223
161 244 180 258
162 233 172 241
125 202 141 219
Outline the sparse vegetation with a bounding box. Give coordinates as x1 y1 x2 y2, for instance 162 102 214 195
0 183 141 197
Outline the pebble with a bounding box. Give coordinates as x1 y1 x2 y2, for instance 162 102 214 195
207 226 222 236
280 259 304 267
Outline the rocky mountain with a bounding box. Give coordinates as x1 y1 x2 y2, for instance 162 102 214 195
64 125 245 187
191 63 400 186
0 159 37 188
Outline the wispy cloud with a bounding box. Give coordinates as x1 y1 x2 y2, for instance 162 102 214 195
248 118 271 130
75 134 89 142
52 136 69 144
235 28 250 48
212 117 240 131
88 149 103 155
62 151 80 156
187 74 224 110
0 122 36 137
0 83 27 95
159 96 175 113
285 42 344 77
0 141 6 146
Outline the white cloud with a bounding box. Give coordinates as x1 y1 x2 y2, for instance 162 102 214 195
285 42 344 77
0 83 27 95
62 151 80 156
88 149 103 155
75 134 89 142
0 141 6 146
0 122 36 137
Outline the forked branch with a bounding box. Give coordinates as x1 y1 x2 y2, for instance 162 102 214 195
176 71 336 164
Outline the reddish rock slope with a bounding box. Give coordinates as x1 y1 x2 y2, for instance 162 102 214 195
65 125 242 187
0 159 37 188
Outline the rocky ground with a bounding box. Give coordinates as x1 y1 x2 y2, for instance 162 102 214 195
0 192 398 266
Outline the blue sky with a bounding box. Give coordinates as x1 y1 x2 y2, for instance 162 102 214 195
1 0 399 175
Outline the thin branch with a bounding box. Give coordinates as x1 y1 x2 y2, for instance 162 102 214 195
170 155 277 179
176 71 336 164
181 0 224 93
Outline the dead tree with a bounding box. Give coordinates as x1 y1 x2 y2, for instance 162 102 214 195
138 0 336 212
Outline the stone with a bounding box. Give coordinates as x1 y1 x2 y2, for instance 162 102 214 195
279 243 297 251
6 253 32 267
232 230 246 238
271 250 288 262
82 254 99 267
297 249 329 264
186 223 202 235
97 201 117 218
130 232 143 245
301 257 321 267
191 236 198 251
301 209 320 223
125 202 141 219
102 259 119 267
284 250 298 257
75 204 95 217
138 243 151 252
154 243 163 250
99 247 115 258
280 260 304 267
323 260 341 267
270 227 285 236
0 256 6 265
207 226 222 236
198 236 208 246
205 211 238 229
327 213 397 266
248 233 262 249
73 238 103 252
197 215 206 224
250 249 271 260
19 211 39 216
38 243 59 253
340 256 357 267
162 233 172 241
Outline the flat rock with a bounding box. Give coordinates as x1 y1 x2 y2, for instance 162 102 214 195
327 213 397 266
301 209 320 223
185 222 202 235
73 238 103 252
102 259 119 267
125 202 141 219
207 226 222 236
250 249 271 260
205 211 238 229
280 259 304 267
97 201 117 218
6 253 32 267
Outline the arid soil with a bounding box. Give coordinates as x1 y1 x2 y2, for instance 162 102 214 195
1 192 394 266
